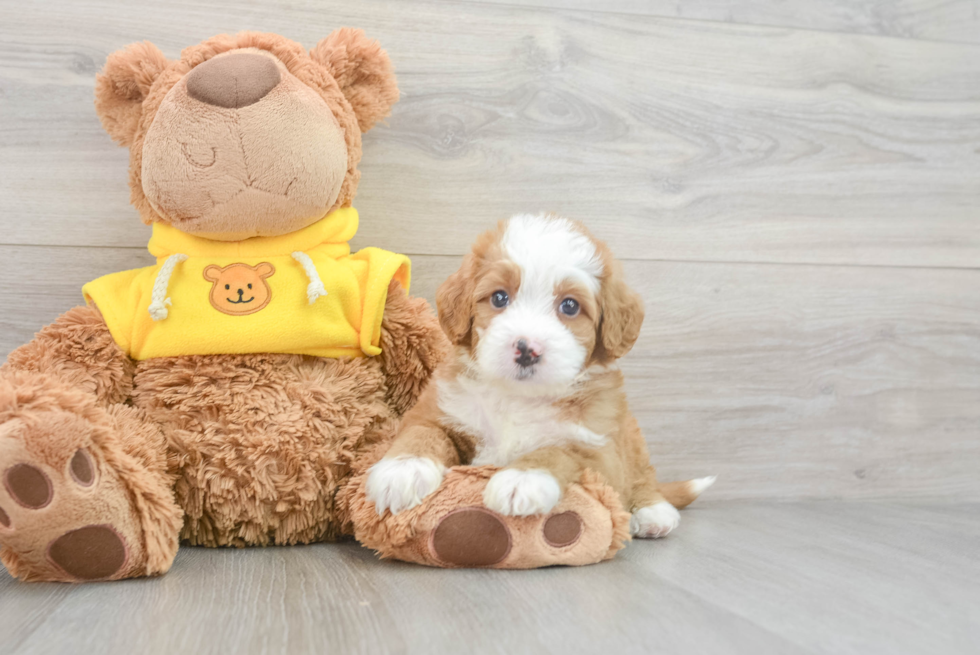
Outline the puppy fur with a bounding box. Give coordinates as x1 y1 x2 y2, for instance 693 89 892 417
366 214 712 538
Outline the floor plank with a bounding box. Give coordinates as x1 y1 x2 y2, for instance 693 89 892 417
620 501 980 655
2 246 977 501
460 0 980 45
1 502 976 655
1 0 979 267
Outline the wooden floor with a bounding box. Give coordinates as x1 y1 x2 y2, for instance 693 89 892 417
0 0 978 653
1 502 978 655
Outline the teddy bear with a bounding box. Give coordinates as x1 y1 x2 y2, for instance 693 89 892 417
0 30 635 581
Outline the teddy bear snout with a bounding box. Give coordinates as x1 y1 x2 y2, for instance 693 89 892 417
186 52 281 109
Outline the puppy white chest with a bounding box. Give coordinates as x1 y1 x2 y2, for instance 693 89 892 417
436 377 605 466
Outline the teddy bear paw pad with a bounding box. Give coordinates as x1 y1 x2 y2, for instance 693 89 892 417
431 508 512 567
47 525 128 580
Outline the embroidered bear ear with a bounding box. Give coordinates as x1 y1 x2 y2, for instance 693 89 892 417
94 41 170 146
255 262 275 278
309 28 399 133
202 265 223 282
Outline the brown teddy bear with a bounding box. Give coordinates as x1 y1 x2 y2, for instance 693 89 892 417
0 30 633 581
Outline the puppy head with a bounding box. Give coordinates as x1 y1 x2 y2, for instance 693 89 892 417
437 214 644 388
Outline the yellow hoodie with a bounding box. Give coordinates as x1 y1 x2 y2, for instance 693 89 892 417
82 208 409 361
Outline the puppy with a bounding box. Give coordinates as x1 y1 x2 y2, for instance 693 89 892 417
366 214 713 538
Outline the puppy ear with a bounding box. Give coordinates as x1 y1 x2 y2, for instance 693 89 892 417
595 260 645 362
94 41 170 146
310 28 399 133
436 254 477 346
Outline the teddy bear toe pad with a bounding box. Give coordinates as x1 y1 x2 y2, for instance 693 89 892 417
4 463 53 508
542 511 584 548
0 432 143 582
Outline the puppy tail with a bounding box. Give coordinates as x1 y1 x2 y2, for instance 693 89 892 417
660 476 716 509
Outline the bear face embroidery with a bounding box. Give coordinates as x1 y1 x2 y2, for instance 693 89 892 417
203 263 275 316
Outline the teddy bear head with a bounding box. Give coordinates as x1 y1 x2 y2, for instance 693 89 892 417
94 30 398 241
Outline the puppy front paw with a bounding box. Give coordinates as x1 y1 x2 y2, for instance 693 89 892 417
366 456 446 516
483 469 561 517
630 501 680 538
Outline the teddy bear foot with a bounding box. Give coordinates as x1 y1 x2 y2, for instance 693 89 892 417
1 427 143 581
0 401 180 582
348 465 632 569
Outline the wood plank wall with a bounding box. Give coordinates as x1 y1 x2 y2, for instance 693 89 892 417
1 0 977 500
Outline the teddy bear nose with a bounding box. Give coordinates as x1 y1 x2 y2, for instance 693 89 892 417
185 52 281 109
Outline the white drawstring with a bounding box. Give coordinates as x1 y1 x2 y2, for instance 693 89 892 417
148 253 188 321
291 251 328 304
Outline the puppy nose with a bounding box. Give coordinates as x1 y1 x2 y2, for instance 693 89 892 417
186 52 281 109
514 339 542 367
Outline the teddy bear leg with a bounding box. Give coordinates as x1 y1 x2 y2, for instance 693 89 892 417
0 377 181 582
347 465 631 569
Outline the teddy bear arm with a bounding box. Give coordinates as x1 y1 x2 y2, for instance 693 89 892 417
2 305 134 407
377 281 451 417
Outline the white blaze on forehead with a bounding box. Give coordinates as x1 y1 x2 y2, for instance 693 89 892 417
501 214 603 295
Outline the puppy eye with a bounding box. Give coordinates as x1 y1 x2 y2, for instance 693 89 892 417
225 284 230 290
490 290 509 308
559 298 580 317
248 283 252 289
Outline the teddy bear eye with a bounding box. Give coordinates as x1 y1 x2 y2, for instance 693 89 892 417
225 284 230 290
248 283 252 289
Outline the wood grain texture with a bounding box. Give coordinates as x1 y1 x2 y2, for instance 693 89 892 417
1 0 979 267
461 0 980 45
2 246 977 501
0 502 977 655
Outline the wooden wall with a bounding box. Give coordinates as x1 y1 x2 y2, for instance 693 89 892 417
1 0 978 500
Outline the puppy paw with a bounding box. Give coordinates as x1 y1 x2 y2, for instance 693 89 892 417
630 501 680 538
483 469 561 517
366 456 445 516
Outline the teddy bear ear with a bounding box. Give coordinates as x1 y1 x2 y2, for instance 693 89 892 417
310 28 399 133
94 41 170 146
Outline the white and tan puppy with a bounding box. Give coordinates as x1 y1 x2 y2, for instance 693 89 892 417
367 214 713 538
